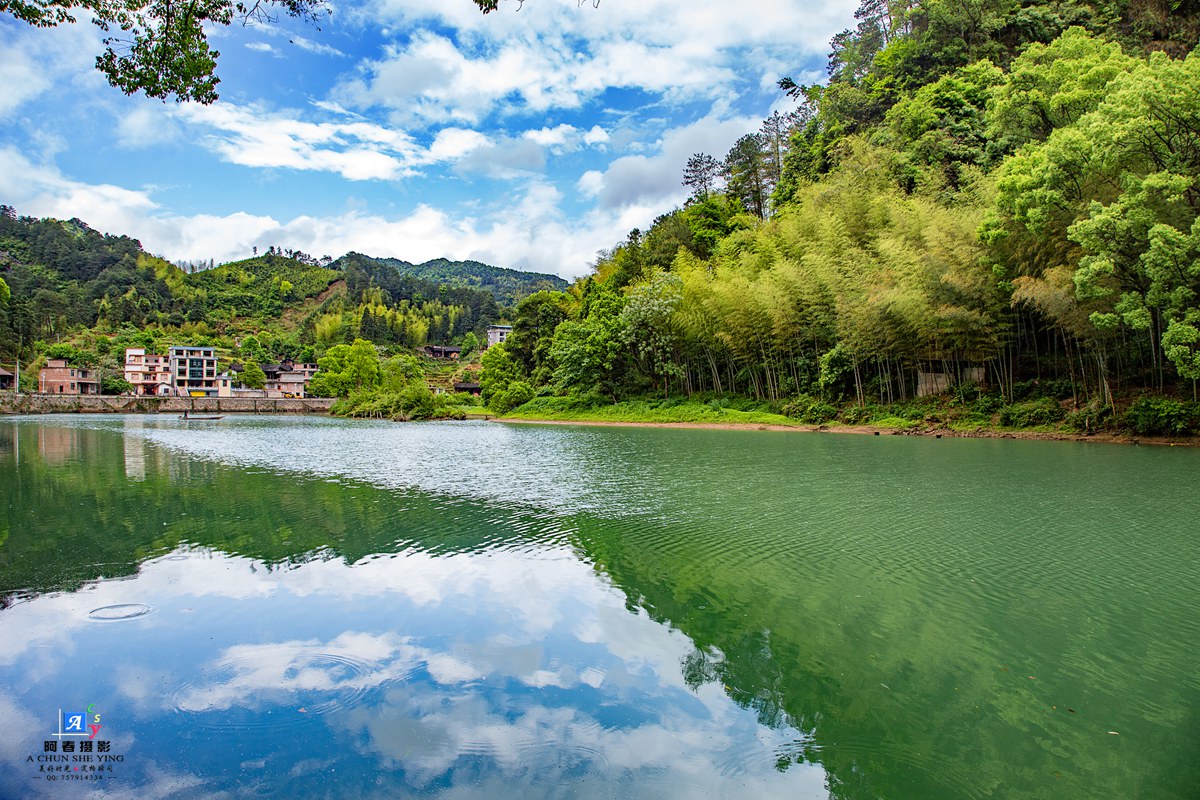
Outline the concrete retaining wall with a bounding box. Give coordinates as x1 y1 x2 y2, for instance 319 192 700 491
0 393 334 415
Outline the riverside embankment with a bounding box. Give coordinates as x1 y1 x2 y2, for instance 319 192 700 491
0 394 334 415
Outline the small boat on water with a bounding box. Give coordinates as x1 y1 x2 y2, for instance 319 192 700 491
179 413 224 421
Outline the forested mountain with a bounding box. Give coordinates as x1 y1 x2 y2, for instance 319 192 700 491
0 206 547 376
473 0 1200 434
337 254 567 303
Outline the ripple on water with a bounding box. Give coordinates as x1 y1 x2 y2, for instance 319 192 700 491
169 651 380 732
524 743 609 785
88 604 154 621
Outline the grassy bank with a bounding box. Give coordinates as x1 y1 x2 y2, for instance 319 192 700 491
499 393 1200 440
504 397 803 427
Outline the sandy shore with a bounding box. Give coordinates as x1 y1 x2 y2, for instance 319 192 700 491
494 416 1198 447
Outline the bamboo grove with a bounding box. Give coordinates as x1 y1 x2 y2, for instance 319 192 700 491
486 10 1200 412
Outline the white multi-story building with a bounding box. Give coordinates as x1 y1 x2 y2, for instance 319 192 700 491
486 325 512 349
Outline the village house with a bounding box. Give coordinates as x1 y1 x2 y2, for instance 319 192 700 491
0 367 13 391
123 347 321 398
124 348 175 396
168 346 219 397
485 325 512 349
38 359 100 395
216 372 266 398
261 361 318 398
421 345 462 359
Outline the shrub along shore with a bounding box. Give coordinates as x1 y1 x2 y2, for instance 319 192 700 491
495 392 1200 445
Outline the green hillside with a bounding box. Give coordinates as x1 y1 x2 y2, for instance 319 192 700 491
0 207 551 395
339 254 567 302
186 255 340 318
468 5 1200 437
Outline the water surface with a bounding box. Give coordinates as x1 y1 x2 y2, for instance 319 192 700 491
0 415 1196 798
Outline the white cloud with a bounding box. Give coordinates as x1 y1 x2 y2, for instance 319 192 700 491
333 29 737 127
576 169 604 198
309 99 363 118
586 112 761 210
583 125 610 146
0 147 624 276
289 35 348 57
0 22 100 114
0 147 158 223
245 41 279 55
175 102 424 181
116 105 183 149
336 0 854 126
364 0 850 58
428 127 492 160
523 123 577 149
167 102 604 182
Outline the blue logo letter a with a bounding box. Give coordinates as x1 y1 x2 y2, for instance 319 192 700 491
63 712 85 733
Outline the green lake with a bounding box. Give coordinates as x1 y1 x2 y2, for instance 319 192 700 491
0 415 1196 798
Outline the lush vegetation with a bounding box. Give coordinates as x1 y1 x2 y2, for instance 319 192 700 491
475 5 1200 438
320 341 477 421
351 255 568 304
505 396 801 427
0 206 530 399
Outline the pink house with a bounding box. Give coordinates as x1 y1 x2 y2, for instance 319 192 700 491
38 359 99 394
124 348 175 396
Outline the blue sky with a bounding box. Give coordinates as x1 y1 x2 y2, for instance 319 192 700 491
0 0 854 278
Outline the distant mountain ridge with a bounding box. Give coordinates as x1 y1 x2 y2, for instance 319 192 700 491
336 253 567 303
0 208 564 361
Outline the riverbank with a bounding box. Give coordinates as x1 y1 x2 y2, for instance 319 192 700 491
0 393 335 415
498 401 1199 446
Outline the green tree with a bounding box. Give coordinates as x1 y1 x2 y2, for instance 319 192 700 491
1162 317 1200 396
43 342 80 362
380 354 423 392
682 153 721 202
550 286 627 397
480 343 521 408
679 196 746 258
879 59 1004 190
987 28 1134 153
489 380 534 414
620 271 685 396
239 334 268 363
724 134 770 218
308 338 380 397
241 361 267 389
505 291 571 382
459 330 479 359
100 374 134 395
996 46 1200 385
